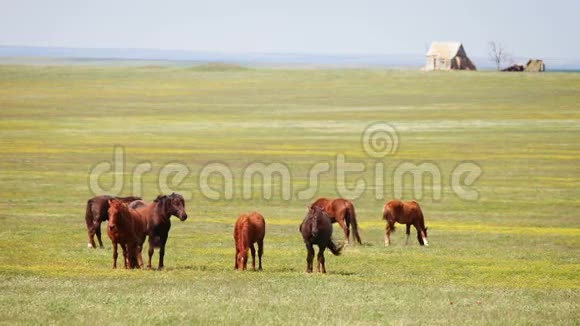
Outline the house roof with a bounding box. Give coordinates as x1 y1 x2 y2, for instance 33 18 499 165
426 42 462 59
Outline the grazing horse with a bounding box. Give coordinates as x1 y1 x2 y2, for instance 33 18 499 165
84 195 141 248
107 199 148 268
310 198 361 245
300 206 343 273
383 200 429 246
233 212 266 271
129 193 188 270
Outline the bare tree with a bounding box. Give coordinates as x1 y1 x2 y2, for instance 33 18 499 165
488 41 509 71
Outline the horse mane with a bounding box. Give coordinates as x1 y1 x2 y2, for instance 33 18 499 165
154 195 167 203
236 215 249 247
117 196 141 202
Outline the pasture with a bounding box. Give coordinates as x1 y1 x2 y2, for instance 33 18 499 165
0 64 579 324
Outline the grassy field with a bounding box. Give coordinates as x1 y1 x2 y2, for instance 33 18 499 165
0 64 579 325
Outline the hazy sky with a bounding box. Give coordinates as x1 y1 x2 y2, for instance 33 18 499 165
1 0 578 58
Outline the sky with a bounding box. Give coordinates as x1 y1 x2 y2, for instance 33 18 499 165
1 0 578 59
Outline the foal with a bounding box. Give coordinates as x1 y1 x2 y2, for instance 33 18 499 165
383 200 429 246
299 206 343 273
234 212 266 271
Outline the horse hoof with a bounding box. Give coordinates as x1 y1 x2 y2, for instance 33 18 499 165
87 243 93 248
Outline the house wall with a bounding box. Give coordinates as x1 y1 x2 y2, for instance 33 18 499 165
425 56 451 70
425 56 436 70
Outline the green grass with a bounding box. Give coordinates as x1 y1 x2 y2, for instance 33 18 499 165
0 65 579 325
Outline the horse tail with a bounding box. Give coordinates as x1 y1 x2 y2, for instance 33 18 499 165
414 202 426 231
327 239 343 256
85 199 94 228
382 205 390 221
346 204 362 244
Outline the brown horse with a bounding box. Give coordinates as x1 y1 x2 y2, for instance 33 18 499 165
233 212 266 271
107 199 149 268
106 200 142 268
310 198 361 245
84 195 141 248
129 193 188 270
299 205 343 273
383 200 429 246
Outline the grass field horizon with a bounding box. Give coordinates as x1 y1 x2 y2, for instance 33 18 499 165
0 65 578 324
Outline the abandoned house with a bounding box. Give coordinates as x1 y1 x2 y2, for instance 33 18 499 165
425 42 477 71
525 59 545 72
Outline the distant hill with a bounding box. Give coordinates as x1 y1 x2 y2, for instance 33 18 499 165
1 45 579 70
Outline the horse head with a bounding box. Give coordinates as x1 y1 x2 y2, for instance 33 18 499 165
107 199 127 231
417 226 429 246
155 193 188 221
309 206 323 237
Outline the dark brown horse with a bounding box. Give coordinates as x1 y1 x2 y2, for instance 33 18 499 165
233 212 266 271
383 200 429 246
84 195 141 248
299 206 343 273
310 198 361 245
107 199 148 268
129 193 188 270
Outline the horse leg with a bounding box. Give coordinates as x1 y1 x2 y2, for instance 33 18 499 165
345 217 352 246
405 224 411 246
234 248 239 270
158 244 165 270
87 223 97 249
128 243 138 269
242 248 247 271
385 222 394 246
95 223 104 248
338 219 350 246
306 243 315 273
317 246 326 273
250 244 256 271
121 243 129 269
147 240 154 269
257 239 263 271
112 241 118 269
136 244 144 268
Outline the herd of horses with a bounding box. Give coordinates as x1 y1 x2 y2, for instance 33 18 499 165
84 194 429 273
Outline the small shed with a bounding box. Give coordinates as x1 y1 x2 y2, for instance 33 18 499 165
525 59 545 72
425 42 476 71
